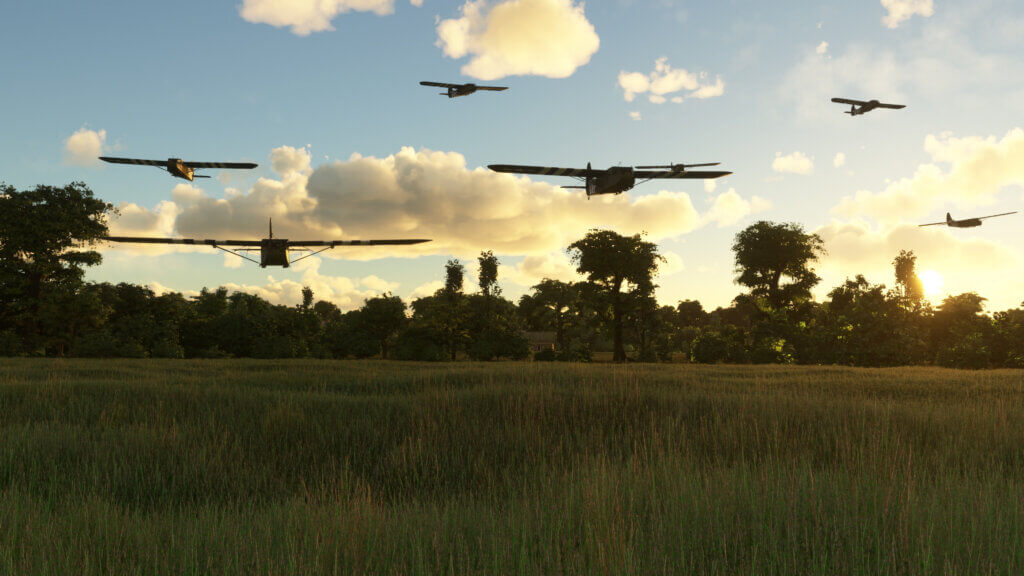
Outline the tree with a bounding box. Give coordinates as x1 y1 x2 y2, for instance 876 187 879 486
0 182 113 353
356 294 407 359
892 250 925 311
732 221 825 310
568 230 662 362
442 259 467 360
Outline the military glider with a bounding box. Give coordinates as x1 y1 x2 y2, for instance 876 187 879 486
420 81 508 99
919 211 1017 229
103 219 430 268
488 162 731 197
831 98 906 116
99 156 258 181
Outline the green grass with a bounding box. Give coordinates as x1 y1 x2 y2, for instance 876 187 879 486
1 360 1023 574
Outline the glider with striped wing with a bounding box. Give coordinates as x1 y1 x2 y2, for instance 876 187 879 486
104 219 430 268
99 156 258 181
919 211 1017 229
488 162 731 197
831 97 906 116
420 81 508 99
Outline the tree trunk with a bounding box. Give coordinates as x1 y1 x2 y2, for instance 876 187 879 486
612 278 625 362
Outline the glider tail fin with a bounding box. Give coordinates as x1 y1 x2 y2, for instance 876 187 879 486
946 213 952 224
269 218 273 239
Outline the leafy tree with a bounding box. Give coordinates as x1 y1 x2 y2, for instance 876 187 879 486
519 279 578 353
0 182 113 353
356 294 407 359
931 292 992 368
442 259 467 360
568 230 663 362
732 221 825 311
892 250 925 311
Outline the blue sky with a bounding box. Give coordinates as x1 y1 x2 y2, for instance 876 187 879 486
3 0 1024 311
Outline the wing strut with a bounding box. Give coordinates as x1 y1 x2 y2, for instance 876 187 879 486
214 245 261 265
289 246 334 265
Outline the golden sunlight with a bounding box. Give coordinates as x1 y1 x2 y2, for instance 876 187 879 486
919 270 944 297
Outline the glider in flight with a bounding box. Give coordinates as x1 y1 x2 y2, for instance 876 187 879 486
420 81 508 99
99 156 258 181
919 211 1017 229
831 98 906 116
488 162 731 197
103 219 430 268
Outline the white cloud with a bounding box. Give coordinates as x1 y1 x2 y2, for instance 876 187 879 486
629 111 642 121
619 57 724 103
223 258 399 311
816 41 829 55
881 0 934 29
105 145 770 266
63 127 106 166
772 151 814 175
238 0 400 35
499 252 580 287
436 0 599 80
834 152 846 168
702 189 772 228
814 219 1022 309
834 128 1024 223
408 280 445 300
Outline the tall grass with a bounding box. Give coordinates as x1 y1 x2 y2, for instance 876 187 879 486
0 359 1023 574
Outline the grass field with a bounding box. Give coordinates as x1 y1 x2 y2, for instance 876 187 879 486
1 360 1023 574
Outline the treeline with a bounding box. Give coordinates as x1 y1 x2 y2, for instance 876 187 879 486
2 182 1022 368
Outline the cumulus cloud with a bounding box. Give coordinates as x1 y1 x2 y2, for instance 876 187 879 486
618 57 724 103
702 189 772 228
816 41 829 55
834 128 1024 222
814 219 1022 308
238 0 412 35
772 151 814 175
105 145 769 266
629 111 642 121
834 152 846 168
881 0 934 29
63 127 106 166
436 0 599 80
223 258 400 311
499 252 580 287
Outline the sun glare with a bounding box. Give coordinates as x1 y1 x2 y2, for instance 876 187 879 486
919 270 944 297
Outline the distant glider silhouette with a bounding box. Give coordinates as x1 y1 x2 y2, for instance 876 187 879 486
420 81 508 98
104 219 430 268
489 162 731 197
100 156 257 181
831 97 906 116
919 211 1017 228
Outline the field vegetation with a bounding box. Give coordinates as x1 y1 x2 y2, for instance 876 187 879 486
1 359 1023 574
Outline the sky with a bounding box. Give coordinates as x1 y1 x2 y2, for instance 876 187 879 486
2 0 1024 313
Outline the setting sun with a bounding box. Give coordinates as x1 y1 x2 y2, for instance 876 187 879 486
919 270 944 297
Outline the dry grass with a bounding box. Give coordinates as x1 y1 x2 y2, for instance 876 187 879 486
0 359 1022 574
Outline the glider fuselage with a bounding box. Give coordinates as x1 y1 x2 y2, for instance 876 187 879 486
166 158 196 181
260 238 291 267
590 167 636 196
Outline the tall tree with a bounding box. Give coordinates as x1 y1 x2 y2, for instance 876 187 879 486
732 221 825 310
443 259 466 360
356 294 407 359
568 230 662 362
0 182 113 353
892 250 925 311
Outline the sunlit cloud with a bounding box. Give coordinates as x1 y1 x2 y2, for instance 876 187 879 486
436 0 599 80
63 127 107 166
881 0 934 29
833 152 846 168
104 145 769 265
834 128 1024 223
814 219 1022 308
238 0 419 35
816 41 829 55
702 189 772 228
223 257 399 311
772 151 814 175
619 57 724 103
